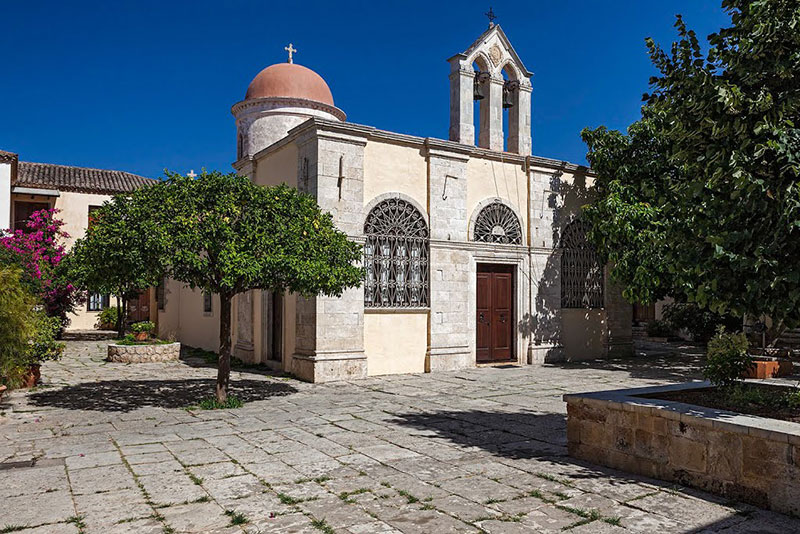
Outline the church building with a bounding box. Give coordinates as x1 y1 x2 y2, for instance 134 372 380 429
157 24 633 382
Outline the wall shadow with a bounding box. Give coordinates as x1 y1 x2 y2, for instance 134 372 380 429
28 378 297 412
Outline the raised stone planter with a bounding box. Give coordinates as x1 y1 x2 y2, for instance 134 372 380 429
564 382 800 516
107 342 181 363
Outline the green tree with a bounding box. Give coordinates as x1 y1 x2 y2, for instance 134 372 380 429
67 193 169 337
582 0 800 328
150 171 363 402
0 266 37 387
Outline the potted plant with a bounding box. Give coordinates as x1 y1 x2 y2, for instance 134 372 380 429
130 321 155 341
20 313 65 388
96 306 119 331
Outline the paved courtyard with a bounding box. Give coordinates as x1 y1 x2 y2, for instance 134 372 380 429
1 341 799 534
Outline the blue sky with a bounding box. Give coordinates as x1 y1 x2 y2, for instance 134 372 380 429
1 1 730 178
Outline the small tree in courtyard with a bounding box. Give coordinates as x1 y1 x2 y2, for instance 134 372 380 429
582 0 800 330
146 171 363 402
67 194 169 337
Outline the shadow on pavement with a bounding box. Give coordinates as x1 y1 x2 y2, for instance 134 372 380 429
28 378 297 412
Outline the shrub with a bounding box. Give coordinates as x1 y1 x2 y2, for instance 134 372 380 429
662 302 740 343
130 321 155 334
703 327 751 387
28 312 65 364
647 319 672 338
97 306 119 330
0 267 37 387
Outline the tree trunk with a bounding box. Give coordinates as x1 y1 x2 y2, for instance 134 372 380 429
216 292 232 403
116 297 125 338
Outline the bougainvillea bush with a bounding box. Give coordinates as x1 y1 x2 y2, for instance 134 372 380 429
0 208 83 328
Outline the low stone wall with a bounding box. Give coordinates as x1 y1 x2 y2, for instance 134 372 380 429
107 342 181 363
564 382 800 517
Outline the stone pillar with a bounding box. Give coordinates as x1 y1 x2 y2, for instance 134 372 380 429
478 78 504 152
604 268 634 358
425 140 472 371
448 61 475 145
508 83 532 156
233 291 255 362
292 129 368 382
528 167 564 363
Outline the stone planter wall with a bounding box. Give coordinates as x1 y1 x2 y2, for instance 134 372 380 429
564 382 800 516
107 342 181 363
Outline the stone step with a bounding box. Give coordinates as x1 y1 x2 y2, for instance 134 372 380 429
62 329 117 341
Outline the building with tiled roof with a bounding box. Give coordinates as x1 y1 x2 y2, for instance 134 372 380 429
1 152 156 331
14 161 155 195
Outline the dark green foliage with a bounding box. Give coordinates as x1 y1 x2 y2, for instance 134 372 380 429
662 302 740 343
0 267 37 387
130 321 155 334
28 313 65 364
646 320 673 338
703 328 752 387
224 510 248 526
67 192 169 336
583 1 800 327
97 306 119 329
150 171 363 402
723 384 800 412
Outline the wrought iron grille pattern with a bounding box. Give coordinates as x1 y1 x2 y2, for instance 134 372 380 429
364 198 429 308
560 219 604 308
473 201 523 244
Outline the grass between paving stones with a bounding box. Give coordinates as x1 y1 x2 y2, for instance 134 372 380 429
311 517 335 534
225 510 250 526
555 505 622 531
338 488 370 504
66 515 86 533
0 526 27 533
277 492 318 506
193 396 244 410
187 472 204 485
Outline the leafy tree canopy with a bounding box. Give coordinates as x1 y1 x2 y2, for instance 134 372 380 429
138 171 363 400
582 0 800 327
67 193 169 335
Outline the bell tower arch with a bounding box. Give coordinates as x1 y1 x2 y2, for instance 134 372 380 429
448 23 532 155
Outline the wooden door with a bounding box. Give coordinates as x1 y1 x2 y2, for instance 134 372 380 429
476 264 515 363
128 289 151 323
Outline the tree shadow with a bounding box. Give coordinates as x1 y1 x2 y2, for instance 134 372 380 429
391 409 568 460
545 341 707 383
28 378 297 412
389 408 793 530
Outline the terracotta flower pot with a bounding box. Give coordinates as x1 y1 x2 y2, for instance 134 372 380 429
21 364 41 388
134 331 148 342
742 357 793 379
0 384 7 401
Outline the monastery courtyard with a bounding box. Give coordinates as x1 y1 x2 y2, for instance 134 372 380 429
1 341 798 534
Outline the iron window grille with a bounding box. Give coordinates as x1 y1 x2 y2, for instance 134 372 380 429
364 198 429 308
560 219 604 309
473 201 523 245
203 292 213 314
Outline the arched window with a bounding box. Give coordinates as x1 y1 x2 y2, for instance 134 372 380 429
560 219 604 308
473 201 523 245
364 198 429 308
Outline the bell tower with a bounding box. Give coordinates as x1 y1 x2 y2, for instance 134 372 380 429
448 23 532 155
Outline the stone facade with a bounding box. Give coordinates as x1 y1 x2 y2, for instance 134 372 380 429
107 342 181 363
166 24 635 382
565 382 800 517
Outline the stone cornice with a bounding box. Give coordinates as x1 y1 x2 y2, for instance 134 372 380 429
231 96 346 122
249 117 594 176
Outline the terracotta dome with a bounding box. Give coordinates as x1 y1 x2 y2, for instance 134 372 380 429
245 63 334 106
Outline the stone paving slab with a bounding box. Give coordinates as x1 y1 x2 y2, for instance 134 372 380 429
0 340 799 533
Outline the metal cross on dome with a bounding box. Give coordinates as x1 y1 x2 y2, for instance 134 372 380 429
285 43 297 64
485 7 497 26
187 170 197 178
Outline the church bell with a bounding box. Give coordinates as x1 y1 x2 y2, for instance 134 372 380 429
473 72 490 101
503 80 519 109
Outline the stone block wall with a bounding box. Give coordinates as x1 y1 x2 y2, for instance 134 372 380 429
107 342 181 363
566 386 800 517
